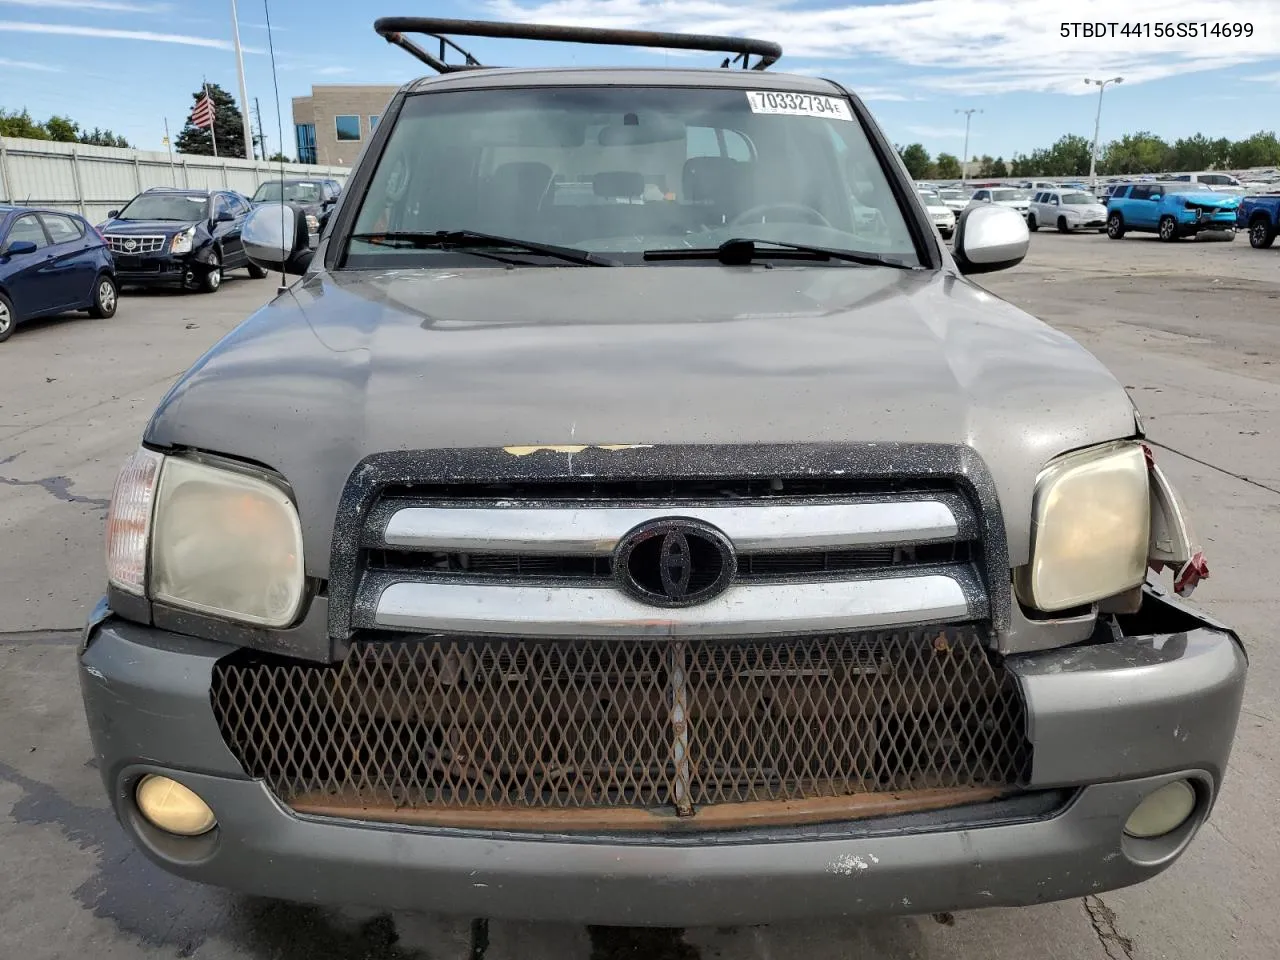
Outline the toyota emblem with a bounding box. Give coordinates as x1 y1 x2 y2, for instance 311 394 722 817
614 518 736 607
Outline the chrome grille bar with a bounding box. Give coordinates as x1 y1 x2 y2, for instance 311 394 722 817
364 566 981 637
105 234 166 254
378 496 973 555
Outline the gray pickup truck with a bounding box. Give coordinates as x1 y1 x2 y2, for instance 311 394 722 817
79 17 1246 927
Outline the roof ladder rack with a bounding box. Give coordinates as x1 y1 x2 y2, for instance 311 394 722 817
374 17 782 73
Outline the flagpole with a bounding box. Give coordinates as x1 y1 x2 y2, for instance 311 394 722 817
164 118 176 185
229 0 254 159
204 78 218 158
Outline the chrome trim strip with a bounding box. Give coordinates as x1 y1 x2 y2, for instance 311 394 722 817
368 571 975 638
381 499 967 555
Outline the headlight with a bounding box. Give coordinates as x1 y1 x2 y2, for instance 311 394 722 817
171 227 195 254
1015 442 1150 613
105 449 305 627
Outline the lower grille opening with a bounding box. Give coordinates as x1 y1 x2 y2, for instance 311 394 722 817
211 629 1030 831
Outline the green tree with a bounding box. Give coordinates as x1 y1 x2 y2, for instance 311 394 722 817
934 152 962 179
175 83 247 158
1168 133 1217 171
1100 132 1170 175
1229 131 1280 170
45 115 80 142
0 108 49 139
267 151 291 163
975 155 998 177
991 156 1009 177
78 127 131 148
898 142 933 179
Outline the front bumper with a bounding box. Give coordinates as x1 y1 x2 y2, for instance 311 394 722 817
112 250 214 286
78 586 1246 925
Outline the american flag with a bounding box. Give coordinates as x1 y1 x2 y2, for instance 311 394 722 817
189 93 216 129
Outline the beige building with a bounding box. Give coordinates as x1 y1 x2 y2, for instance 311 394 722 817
292 85 400 167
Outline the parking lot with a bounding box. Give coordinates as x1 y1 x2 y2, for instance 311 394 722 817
2 232 1278 960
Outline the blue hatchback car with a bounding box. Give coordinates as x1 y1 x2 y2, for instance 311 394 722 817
0 205 118 343
1105 182 1241 243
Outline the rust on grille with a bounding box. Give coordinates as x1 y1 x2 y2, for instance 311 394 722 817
211 628 1030 831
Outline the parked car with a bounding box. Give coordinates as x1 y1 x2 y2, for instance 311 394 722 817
1027 188 1110 233
0 204 117 343
967 186 1032 220
1106 182 1241 242
99 187 268 293
935 186 969 215
1238 194 1280 248
916 187 956 237
249 178 341 245
1167 172 1246 195
79 15 1246 928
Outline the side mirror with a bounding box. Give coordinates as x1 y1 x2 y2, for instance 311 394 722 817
242 202 314 276
215 210 236 224
106 209 120 220
1 239 39 258
952 204 1029 276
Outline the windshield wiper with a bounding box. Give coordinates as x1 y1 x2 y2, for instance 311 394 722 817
349 230 618 266
643 238 918 270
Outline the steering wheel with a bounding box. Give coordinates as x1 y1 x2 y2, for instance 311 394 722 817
729 202 833 228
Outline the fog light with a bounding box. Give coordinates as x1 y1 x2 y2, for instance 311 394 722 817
135 775 217 836
1124 780 1197 839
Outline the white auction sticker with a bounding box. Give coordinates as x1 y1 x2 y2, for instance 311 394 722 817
745 91 853 121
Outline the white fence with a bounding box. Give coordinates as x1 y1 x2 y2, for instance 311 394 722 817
0 137 350 224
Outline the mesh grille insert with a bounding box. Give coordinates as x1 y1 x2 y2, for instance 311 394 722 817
211 629 1029 826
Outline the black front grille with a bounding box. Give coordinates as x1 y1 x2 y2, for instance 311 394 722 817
366 542 971 581
211 628 1030 828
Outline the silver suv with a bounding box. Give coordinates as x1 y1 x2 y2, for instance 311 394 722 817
78 15 1246 927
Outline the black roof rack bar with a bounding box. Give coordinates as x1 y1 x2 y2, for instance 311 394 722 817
374 17 782 72
381 27 485 73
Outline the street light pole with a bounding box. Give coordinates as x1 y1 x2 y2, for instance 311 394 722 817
956 108 981 187
229 0 255 160
1085 76 1123 190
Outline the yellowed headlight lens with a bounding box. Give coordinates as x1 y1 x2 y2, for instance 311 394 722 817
1016 442 1150 612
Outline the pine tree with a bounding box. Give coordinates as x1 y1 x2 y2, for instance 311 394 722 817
174 83 247 158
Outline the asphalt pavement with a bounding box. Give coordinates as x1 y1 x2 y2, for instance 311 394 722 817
1 233 1277 960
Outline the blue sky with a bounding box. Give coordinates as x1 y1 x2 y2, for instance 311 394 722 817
2 0 1279 161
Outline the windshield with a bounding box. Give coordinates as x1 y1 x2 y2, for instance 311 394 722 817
253 181 323 203
991 189 1029 202
917 190 941 204
116 194 208 221
1061 192 1095 205
345 86 921 267
938 189 964 200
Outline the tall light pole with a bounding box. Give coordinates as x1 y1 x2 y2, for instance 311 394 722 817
956 108 981 186
1085 77 1123 190
229 0 255 160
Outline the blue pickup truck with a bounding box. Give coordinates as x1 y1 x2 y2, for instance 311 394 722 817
1106 182 1241 242
1238 195 1280 248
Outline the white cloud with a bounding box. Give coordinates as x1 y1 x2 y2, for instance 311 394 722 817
1245 70 1280 83
315 65 355 76
484 0 1280 95
0 20 262 52
0 0 170 10
0 56 61 71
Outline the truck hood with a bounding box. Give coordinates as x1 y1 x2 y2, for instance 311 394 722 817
146 265 1136 575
